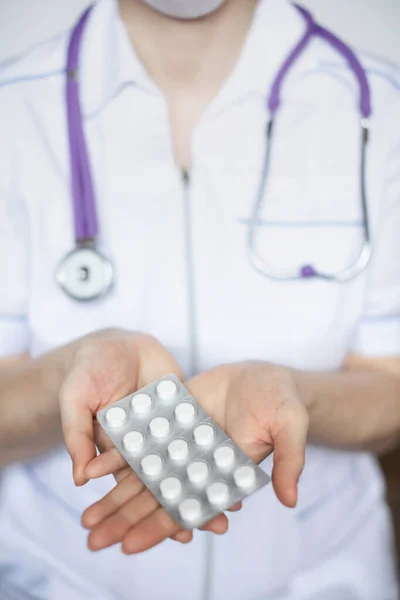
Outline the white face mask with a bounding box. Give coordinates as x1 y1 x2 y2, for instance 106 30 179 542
141 0 225 19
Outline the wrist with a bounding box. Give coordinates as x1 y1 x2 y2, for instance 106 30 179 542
291 368 317 413
37 344 76 401
68 327 142 369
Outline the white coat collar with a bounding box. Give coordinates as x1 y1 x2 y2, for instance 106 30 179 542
80 0 147 117
80 0 317 118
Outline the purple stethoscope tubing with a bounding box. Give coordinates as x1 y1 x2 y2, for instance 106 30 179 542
58 5 114 302
66 6 97 242
268 5 371 119
248 4 372 282
65 3 372 289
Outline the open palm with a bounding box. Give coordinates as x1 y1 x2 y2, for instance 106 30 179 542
82 362 309 552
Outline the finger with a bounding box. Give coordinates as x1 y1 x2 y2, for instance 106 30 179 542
199 513 229 534
114 465 133 485
123 508 231 555
122 508 181 554
171 530 193 543
228 501 242 512
88 488 159 551
88 512 134 551
82 472 144 529
60 376 98 486
85 447 128 480
272 406 308 508
93 421 117 454
135 336 184 387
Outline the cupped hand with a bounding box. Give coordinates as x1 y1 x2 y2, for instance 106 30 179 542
82 361 309 553
60 328 230 546
59 329 182 486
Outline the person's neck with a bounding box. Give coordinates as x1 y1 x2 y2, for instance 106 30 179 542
118 0 258 169
118 0 257 95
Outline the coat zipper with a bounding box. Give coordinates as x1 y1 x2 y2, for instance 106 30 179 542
181 169 214 600
181 169 199 377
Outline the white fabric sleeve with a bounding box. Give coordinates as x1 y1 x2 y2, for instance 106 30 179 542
351 102 400 357
0 86 30 358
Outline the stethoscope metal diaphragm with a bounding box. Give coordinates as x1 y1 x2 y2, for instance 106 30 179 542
56 245 114 301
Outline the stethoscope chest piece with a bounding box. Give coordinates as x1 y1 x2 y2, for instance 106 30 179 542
56 246 114 301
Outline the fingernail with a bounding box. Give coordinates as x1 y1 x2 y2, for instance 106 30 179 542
81 512 95 529
122 542 138 555
87 537 101 552
74 466 89 486
75 476 88 487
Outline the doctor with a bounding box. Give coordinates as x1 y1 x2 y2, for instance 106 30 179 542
0 0 400 598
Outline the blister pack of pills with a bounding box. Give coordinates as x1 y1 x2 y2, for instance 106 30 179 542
97 374 270 528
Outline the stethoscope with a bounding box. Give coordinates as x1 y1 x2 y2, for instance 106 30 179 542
56 3 372 301
56 6 114 301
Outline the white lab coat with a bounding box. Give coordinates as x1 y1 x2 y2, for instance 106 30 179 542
0 0 399 598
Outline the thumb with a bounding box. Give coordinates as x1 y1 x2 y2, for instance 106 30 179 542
59 371 99 486
271 404 308 508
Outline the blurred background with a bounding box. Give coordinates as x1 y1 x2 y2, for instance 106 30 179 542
0 0 400 64
0 0 400 562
